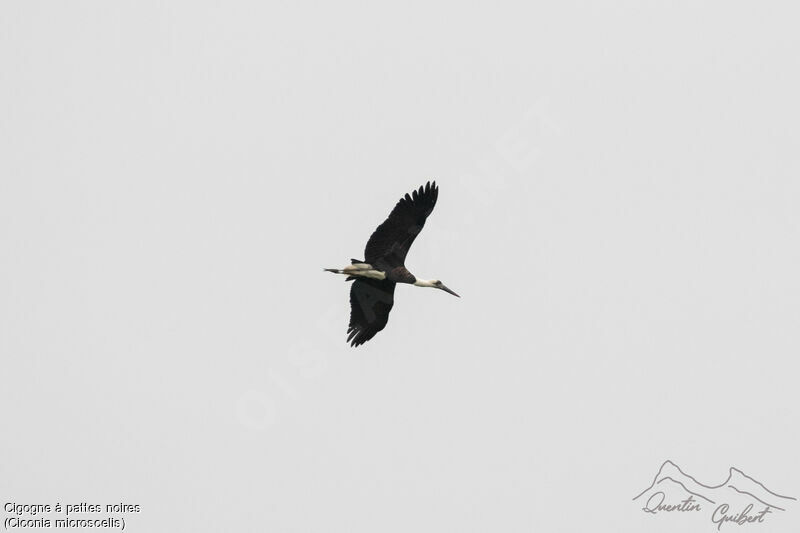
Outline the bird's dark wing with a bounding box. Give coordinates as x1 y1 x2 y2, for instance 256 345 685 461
364 181 438 266
347 278 396 347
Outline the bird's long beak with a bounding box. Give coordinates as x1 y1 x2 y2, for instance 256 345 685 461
440 284 460 298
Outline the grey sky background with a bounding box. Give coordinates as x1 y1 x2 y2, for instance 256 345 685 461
2 2 799 532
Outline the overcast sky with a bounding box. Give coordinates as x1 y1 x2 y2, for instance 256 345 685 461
2 2 799 532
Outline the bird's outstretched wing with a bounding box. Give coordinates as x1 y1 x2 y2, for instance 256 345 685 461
364 181 438 266
347 278 396 347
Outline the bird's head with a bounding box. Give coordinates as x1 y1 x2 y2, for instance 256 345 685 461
432 279 460 297
414 278 460 297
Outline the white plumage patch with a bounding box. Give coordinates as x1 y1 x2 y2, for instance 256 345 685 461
342 264 386 280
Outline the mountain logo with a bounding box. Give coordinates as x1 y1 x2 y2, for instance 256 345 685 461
633 460 796 530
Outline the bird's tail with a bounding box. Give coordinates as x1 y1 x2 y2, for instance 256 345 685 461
324 268 357 282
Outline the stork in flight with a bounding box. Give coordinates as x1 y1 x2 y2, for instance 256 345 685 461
325 181 459 347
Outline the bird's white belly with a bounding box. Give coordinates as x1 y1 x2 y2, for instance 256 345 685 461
361 270 386 280
343 263 386 280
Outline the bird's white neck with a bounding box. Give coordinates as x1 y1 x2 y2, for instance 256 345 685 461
413 279 437 288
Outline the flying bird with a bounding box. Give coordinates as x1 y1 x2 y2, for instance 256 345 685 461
325 181 459 347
